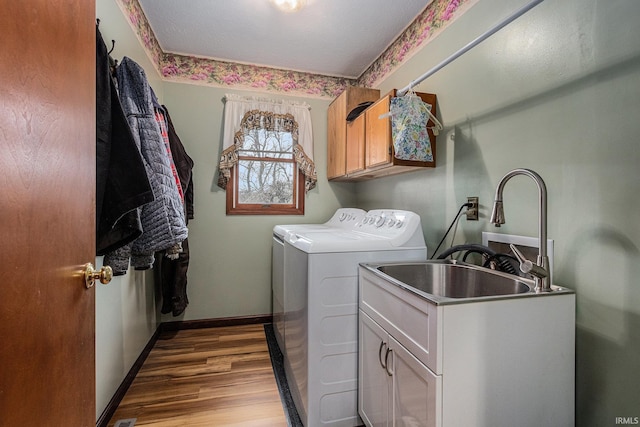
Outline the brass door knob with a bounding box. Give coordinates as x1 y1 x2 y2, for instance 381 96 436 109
84 263 113 288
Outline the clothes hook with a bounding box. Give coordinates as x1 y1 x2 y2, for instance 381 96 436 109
107 40 116 55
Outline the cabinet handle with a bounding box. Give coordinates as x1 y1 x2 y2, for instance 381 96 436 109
378 341 388 370
384 348 393 376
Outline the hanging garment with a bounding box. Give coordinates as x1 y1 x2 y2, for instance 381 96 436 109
389 92 433 162
163 105 194 221
154 108 184 204
156 237 190 317
149 88 186 208
95 27 154 255
104 57 187 274
157 106 194 316
154 107 183 260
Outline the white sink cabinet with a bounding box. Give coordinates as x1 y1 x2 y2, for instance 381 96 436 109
360 311 441 427
358 265 575 427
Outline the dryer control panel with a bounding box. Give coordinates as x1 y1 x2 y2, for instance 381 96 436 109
355 210 426 249
328 208 367 227
282 209 426 253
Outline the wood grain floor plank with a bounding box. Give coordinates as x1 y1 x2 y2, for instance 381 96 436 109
108 324 286 426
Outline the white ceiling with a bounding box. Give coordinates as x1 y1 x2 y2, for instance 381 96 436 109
138 0 430 79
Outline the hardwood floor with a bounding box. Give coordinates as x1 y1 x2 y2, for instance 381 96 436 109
107 324 288 426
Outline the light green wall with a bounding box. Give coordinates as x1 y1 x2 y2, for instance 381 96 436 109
160 82 356 322
356 0 640 424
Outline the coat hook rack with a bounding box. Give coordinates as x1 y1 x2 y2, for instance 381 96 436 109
96 19 116 55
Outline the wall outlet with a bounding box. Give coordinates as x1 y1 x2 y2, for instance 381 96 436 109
466 197 479 220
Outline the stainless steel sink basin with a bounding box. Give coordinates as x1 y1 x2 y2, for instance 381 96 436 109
374 260 532 299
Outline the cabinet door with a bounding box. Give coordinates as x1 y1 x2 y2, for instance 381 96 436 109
346 113 366 174
359 311 390 427
327 92 347 179
365 94 392 168
389 336 441 427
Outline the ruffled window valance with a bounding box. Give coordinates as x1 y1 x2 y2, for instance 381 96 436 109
217 94 317 192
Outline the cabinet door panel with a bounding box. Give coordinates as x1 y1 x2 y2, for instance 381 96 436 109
390 337 441 427
359 311 390 427
346 114 366 174
360 269 440 374
327 94 347 179
365 95 392 168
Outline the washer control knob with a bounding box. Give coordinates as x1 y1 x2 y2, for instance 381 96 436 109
339 212 347 221
375 216 386 227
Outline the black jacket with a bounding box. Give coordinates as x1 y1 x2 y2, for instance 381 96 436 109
164 106 194 222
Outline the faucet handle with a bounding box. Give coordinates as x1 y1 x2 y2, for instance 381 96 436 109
510 244 548 279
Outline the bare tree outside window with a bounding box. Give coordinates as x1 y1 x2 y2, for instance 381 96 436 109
238 128 295 204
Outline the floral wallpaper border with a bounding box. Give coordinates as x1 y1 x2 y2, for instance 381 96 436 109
116 0 476 99
358 0 476 88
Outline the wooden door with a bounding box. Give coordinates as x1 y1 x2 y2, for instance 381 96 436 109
365 94 392 169
346 114 366 175
327 91 347 179
0 1 96 425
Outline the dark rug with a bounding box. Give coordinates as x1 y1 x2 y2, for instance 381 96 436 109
264 323 304 427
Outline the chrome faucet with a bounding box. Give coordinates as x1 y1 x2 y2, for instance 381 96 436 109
489 168 551 292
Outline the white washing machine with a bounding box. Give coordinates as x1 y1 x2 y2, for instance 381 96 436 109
283 210 427 427
272 209 366 354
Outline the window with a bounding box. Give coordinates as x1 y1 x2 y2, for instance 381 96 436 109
226 111 304 214
218 95 317 216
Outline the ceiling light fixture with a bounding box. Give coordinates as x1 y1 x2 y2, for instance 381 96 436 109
271 0 306 13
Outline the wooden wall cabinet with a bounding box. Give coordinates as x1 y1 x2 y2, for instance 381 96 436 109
327 86 380 180
328 88 437 181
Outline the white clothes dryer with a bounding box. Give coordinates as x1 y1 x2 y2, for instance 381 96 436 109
283 210 427 427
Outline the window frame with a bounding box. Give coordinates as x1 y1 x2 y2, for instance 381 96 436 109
225 117 305 216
